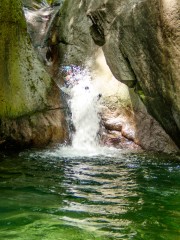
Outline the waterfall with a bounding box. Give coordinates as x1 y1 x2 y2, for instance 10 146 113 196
70 79 100 150
61 66 101 154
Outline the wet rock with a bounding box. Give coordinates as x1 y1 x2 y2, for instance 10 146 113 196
0 108 67 149
38 0 179 152
103 117 123 132
101 130 141 150
101 96 178 153
17 1 178 152
85 0 180 148
0 0 68 149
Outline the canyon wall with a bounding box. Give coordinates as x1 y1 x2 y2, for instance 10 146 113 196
1 0 179 152
0 0 67 149
55 0 179 152
87 0 180 148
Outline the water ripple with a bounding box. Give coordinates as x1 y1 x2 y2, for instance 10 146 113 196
0 151 179 239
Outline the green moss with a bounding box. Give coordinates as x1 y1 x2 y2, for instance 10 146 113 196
0 0 26 29
0 1 52 119
59 0 69 17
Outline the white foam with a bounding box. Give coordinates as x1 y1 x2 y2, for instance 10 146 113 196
67 69 101 152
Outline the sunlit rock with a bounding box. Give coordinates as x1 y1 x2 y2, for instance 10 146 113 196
85 0 180 149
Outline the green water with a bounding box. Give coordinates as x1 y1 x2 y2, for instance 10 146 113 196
0 149 179 240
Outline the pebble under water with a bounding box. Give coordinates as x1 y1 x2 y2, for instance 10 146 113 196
0 149 179 240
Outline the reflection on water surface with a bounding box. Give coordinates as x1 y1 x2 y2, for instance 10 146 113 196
0 149 179 239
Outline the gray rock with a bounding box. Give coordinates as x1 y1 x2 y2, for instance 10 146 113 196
0 0 68 149
86 0 180 148
56 0 179 152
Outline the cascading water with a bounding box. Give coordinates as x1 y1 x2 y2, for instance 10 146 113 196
70 77 100 150
60 66 102 155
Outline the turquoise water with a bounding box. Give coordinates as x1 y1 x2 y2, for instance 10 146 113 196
0 149 179 240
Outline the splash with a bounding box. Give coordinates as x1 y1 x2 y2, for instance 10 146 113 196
60 66 102 154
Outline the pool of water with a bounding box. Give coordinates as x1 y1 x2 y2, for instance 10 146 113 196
0 148 179 240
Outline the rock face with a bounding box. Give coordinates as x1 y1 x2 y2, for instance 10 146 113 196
0 0 68 149
23 4 61 73
86 0 180 148
2 0 178 152
55 0 179 152
101 93 177 152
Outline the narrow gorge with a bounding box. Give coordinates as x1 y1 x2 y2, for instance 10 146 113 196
0 1 179 240
0 0 179 153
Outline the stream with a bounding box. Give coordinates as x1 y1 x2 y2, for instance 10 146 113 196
0 150 179 240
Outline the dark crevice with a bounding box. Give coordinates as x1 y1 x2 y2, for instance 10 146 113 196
121 55 138 88
58 39 74 45
88 12 106 46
